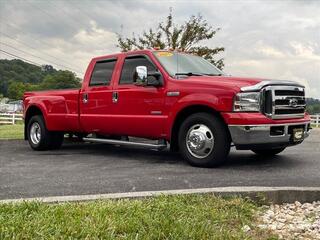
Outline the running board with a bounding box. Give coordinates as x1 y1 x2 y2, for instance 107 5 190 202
83 137 167 150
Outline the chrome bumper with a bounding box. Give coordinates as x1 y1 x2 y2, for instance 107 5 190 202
228 122 311 146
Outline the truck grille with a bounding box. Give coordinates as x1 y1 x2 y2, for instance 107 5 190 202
262 86 306 119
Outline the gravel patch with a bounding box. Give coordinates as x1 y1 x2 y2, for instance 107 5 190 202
257 201 320 239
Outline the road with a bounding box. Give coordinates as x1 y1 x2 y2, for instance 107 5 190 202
0 129 319 200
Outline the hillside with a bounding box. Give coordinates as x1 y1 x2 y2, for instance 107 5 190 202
0 59 81 100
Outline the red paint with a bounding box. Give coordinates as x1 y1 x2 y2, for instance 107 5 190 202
23 49 309 141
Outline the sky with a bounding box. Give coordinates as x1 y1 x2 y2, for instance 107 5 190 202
0 0 319 98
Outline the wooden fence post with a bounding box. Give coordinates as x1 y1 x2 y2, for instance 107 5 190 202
12 113 15 125
317 115 319 128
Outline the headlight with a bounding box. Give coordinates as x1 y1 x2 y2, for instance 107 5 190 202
233 92 260 112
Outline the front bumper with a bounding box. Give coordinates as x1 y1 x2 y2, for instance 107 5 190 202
228 121 311 150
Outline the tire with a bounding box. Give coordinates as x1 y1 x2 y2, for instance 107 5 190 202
27 115 63 150
251 147 286 156
178 113 231 168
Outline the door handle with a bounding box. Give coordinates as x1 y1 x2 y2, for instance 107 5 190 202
83 93 88 103
112 92 118 103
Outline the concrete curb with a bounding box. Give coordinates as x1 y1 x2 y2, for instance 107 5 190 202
1 186 320 204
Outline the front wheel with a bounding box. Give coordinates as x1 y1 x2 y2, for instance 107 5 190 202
178 113 231 168
251 147 286 156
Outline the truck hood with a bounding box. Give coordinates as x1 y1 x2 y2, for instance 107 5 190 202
175 76 263 91
175 76 303 92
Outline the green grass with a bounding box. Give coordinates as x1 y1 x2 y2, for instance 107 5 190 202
0 124 24 139
0 194 276 240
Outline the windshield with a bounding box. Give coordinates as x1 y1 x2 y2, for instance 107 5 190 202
153 51 224 77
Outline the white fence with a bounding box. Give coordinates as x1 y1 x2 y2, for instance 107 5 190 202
311 114 320 127
0 113 23 125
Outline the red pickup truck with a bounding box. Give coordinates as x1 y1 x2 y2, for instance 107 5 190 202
23 50 311 167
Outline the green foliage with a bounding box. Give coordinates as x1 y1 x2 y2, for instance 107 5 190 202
40 70 81 90
0 60 80 99
306 98 320 114
7 81 39 100
0 59 55 97
0 194 274 239
7 81 26 100
117 12 225 69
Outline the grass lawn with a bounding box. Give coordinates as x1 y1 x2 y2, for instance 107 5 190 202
0 124 24 139
0 194 276 239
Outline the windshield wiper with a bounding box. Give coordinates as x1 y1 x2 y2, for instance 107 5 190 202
203 73 224 76
175 72 204 76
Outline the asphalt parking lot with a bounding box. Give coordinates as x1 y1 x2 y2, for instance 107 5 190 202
0 129 319 200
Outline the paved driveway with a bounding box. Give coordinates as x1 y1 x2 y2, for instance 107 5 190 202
0 129 319 200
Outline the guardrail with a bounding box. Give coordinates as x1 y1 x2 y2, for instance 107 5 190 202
0 113 23 125
310 114 320 127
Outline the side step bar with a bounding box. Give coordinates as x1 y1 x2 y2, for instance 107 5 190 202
83 137 167 150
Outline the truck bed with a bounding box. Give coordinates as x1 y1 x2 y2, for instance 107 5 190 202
24 89 81 132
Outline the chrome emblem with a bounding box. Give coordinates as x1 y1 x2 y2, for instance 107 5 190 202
289 98 298 108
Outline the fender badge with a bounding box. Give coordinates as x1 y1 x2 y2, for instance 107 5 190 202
151 111 162 115
167 91 180 97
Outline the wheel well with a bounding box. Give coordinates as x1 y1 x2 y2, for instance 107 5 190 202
170 105 230 151
24 106 43 140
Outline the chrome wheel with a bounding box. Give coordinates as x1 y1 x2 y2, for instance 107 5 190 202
30 122 41 145
186 124 214 159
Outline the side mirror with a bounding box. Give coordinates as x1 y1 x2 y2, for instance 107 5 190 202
134 66 162 87
134 66 148 85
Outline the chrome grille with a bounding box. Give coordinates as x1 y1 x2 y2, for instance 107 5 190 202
262 85 305 119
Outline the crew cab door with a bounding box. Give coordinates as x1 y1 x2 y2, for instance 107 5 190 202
111 55 166 138
80 58 117 134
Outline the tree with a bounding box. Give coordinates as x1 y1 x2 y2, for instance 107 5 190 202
40 70 81 90
117 11 225 69
7 81 27 100
0 59 53 97
41 64 56 74
7 81 39 100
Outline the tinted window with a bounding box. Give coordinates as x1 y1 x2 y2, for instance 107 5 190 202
120 56 156 84
90 60 116 86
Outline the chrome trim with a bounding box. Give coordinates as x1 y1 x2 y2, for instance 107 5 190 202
274 95 304 100
112 92 118 103
263 85 306 119
30 122 41 145
150 111 162 115
83 137 167 150
228 122 310 145
228 121 310 127
167 91 180 97
82 93 88 104
241 80 304 92
237 80 306 119
274 105 305 110
186 124 214 159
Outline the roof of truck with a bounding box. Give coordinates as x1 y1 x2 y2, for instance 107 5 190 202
92 49 153 61
91 49 191 62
